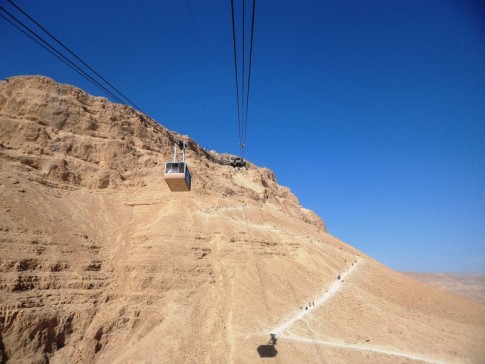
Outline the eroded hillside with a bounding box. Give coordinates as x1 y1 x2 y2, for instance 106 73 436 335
1 76 484 364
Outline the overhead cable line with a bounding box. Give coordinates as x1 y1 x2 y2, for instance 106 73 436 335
243 0 256 149
6 0 146 114
230 0 242 149
0 13 123 106
0 13 76 74
230 0 256 156
1 1 150 120
241 0 246 151
0 6 128 106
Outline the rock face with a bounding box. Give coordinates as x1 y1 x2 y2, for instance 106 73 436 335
0 76 484 364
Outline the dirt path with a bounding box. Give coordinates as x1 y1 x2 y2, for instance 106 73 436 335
267 259 445 363
283 335 443 364
271 258 361 336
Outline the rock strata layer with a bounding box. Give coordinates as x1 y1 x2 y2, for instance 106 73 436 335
0 76 484 364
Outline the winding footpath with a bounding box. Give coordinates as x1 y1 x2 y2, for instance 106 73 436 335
271 259 360 336
283 335 440 364
267 258 445 364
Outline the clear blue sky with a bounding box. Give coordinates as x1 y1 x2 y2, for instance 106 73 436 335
1 0 484 273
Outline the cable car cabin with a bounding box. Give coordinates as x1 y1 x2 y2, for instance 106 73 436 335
164 161 191 192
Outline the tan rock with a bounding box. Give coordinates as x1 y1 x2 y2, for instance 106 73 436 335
0 76 484 364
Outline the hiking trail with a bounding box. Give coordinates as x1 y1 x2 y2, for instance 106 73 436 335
271 258 361 336
266 258 445 363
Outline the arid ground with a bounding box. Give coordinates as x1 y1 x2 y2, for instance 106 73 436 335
1 76 484 363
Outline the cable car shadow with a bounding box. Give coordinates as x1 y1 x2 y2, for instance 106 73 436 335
257 334 278 358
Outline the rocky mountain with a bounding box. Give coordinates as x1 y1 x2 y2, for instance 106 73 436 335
1 76 484 364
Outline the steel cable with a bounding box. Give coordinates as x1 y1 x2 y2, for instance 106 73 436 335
243 0 256 148
230 0 256 156
230 0 243 149
0 6 128 106
6 0 146 114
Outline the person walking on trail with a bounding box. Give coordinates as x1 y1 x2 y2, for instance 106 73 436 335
269 334 277 346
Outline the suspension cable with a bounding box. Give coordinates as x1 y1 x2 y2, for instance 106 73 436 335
1 1 156 124
0 13 85 80
6 0 146 114
230 0 242 149
0 6 128 106
230 0 256 157
241 0 246 151
243 0 256 148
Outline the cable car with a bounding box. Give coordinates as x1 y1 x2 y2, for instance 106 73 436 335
164 141 191 192
231 157 246 168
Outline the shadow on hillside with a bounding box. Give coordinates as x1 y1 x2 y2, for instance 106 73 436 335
0 332 8 363
257 334 278 358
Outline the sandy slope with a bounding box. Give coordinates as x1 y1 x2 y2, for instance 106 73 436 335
1 76 484 363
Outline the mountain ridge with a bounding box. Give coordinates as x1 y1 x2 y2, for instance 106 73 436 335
0 75 324 229
0 75 484 364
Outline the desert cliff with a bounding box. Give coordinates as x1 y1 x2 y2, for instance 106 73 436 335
1 76 484 364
